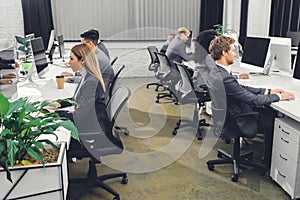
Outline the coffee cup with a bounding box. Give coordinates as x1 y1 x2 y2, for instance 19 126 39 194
56 75 65 89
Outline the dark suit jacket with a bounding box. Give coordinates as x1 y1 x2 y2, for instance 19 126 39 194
215 65 280 138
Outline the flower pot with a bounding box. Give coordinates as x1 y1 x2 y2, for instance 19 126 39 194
0 142 68 200
21 62 32 73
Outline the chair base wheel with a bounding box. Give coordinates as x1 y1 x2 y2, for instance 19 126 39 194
155 100 159 103
207 163 214 171
231 174 239 182
197 135 202 140
217 152 223 158
172 130 177 135
121 176 128 184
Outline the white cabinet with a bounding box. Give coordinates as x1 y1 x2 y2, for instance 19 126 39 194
270 117 300 200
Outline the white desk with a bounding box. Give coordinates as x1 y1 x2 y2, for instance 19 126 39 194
234 62 300 199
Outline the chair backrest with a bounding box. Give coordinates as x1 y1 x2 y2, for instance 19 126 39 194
175 62 194 95
155 52 172 74
110 56 118 67
147 46 159 71
106 85 131 125
108 65 125 99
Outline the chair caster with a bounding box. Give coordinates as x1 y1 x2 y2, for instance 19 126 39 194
217 152 223 158
113 196 120 200
231 174 239 182
172 130 177 135
207 163 214 171
124 130 130 135
121 176 128 184
225 139 231 144
155 100 159 103
197 135 202 140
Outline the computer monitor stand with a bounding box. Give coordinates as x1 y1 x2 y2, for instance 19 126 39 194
249 54 274 76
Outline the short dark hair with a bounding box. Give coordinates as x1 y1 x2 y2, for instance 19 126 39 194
80 29 99 45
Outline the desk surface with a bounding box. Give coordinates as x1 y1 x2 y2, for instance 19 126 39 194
234 63 300 122
17 64 76 101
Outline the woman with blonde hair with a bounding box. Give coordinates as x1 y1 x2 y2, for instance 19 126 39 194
55 44 114 141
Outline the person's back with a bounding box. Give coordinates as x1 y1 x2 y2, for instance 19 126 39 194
97 40 110 59
95 47 114 90
166 27 192 64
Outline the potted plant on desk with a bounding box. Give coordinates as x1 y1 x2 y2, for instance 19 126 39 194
0 92 79 199
15 35 32 73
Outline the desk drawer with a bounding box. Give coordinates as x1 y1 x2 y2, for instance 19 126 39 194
274 117 300 144
273 130 300 162
271 147 297 178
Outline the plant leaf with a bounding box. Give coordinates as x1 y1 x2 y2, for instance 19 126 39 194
25 146 44 165
36 139 59 151
57 120 79 142
0 93 9 117
7 139 18 167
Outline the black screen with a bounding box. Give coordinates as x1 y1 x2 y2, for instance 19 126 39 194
30 37 48 74
287 31 300 47
241 37 270 68
293 42 300 80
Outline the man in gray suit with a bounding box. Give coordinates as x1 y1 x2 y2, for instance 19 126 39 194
166 27 193 65
80 29 114 90
208 35 295 168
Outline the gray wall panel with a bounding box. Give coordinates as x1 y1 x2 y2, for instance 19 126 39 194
51 0 200 40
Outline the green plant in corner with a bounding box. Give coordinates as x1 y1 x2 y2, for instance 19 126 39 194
0 92 79 182
213 24 227 35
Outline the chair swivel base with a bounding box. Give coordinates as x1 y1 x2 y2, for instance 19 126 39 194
146 82 164 91
172 119 209 140
206 138 267 182
69 159 128 200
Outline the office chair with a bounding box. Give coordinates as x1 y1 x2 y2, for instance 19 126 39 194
206 68 266 182
172 63 210 140
154 52 179 103
107 85 131 136
110 56 118 67
145 46 163 91
107 65 129 135
67 86 130 200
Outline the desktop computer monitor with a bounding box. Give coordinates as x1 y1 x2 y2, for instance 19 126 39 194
287 31 300 47
293 42 300 80
186 30 193 48
0 46 15 66
46 30 56 63
30 37 49 78
57 34 65 61
241 37 271 74
270 43 291 73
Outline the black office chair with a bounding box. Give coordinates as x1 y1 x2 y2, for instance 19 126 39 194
107 85 131 135
205 67 266 182
107 65 129 135
154 52 179 103
172 63 210 140
110 56 118 67
145 46 163 91
68 86 130 200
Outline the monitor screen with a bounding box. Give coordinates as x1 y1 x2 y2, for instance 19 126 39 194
241 37 271 68
57 34 65 60
186 30 193 48
293 42 300 80
30 37 49 77
46 30 55 53
287 31 300 47
0 46 15 65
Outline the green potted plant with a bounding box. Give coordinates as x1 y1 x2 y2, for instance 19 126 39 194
15 35 32 72
0 92 79 199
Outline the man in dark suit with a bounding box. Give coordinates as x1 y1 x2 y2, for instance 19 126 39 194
208 35 295 168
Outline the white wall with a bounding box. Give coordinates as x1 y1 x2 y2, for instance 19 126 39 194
0 0 24 46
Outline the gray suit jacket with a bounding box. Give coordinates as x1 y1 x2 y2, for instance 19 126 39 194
166 36 192 64
215 65 280 138
95 48 114 90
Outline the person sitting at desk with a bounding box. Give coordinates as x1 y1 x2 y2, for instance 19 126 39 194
166 27 193 65
208 35 295 168
0 72 16 84
62 29 114 92
52 44 114 148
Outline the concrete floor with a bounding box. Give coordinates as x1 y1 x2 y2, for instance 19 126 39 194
68 77 290 200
